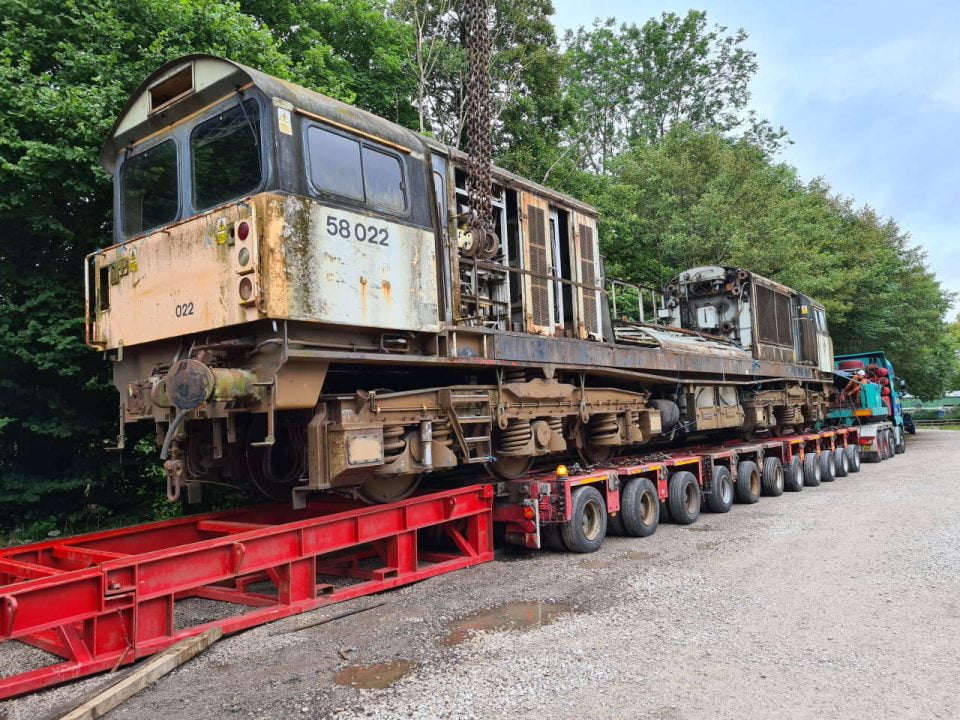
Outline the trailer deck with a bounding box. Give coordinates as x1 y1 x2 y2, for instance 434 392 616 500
0 426 868 699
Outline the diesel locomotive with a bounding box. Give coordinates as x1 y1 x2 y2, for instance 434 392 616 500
86 55 836 507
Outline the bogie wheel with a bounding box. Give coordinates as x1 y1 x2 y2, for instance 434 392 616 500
761 456 785 497
833 447 849 477
845 444 861 473
485 454 534 482
667 471 701 525
359 472 424 504
784 456 804 492
803 452 821 487
540 522 567 552
619 477 660 537
560 486 607 553
819 451 836 482
735 461 761 504
705 465 734 513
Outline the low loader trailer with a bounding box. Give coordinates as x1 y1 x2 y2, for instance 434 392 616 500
1 425 892 699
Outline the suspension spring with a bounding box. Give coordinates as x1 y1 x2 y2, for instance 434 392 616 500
498 418 532 453
547 416 564 437
587 413 620 444
432 418 454 449
502 367 527 384
382 425 407 463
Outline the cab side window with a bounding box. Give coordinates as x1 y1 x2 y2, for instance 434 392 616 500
306 125 407 214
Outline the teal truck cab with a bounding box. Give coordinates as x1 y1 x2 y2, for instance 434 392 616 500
827 351 906 461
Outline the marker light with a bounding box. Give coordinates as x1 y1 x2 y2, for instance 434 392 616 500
237 221 250 241
556 465 569 478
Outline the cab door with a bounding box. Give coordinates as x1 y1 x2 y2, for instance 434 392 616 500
814 305 834 372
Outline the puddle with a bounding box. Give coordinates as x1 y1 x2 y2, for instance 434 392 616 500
624 551 655 561
697 541 719 550
445 601 574 645
580 559 614 569
334 660 416 689
686 525 714 532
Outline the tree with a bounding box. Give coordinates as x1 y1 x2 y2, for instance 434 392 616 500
561 12 785 173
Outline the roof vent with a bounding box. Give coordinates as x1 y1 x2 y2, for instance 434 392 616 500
149 64 194 113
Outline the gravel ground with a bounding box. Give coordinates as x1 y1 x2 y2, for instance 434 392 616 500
2 429 957 719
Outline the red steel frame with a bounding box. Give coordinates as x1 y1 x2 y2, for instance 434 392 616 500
0 484 493 700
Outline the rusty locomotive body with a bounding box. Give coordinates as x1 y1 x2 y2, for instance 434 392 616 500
86 55 835 506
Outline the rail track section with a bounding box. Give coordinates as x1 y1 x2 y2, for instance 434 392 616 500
0 427 866 699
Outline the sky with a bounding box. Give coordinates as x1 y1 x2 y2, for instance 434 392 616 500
552 0 960 319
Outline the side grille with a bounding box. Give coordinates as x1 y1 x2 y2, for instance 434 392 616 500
578 222 599 335
526 204 551 328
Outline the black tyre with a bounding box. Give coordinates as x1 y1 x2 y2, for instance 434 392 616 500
894 427 906 454
607 511 627 536
880 431 893 460
819 451 836 482
784 456 804 492
845 444 861 473
735 460 761 504
803 452 821 487
541 522 567 552
705 466 734 513
619 477 660 537
761 456 785 497
832 447 849 477
667 471 701 525
560 485 607 553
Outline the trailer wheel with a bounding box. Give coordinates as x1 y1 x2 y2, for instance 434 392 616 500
540 522 567 552
845 444 861 473
819 451 836 482
832 447 849 477
705 466 734 513
784 456 804 492
761 456 785 497
560 486 607 553
803 453 821 487
735 461 761 504
620 477 660 537
668 471 701 524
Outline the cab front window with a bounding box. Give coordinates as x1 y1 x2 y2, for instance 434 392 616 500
121 140 179 237
191 99 262 210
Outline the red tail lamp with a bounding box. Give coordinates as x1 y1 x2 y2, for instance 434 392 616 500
237 221 250 241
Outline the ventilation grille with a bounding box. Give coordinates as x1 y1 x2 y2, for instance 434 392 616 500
526 205 551 328
755 284 794 347
578 222 599 335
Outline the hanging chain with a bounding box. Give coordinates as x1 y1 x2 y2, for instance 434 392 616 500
463 0 498 257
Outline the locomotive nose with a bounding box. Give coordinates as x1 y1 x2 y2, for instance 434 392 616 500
164 359 258 410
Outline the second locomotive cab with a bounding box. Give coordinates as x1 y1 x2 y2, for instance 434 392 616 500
86 55 836 507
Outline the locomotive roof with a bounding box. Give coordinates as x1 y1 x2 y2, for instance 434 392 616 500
100 54 596 216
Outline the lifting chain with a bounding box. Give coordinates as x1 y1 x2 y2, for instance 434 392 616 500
462 0 500 259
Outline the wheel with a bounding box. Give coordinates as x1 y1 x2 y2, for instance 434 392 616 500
894 427 906 454
358 472 424 503
845 444 861 473
705 465 734 513
882 430 894 460
619 477 660 537
832 447 849 477
540 522 567 552
735 460 761 504
560 486 607 553
485 454 534 481
819 451 836 482
784 456 804 492
761 456 785 497
803 452 821 487
575 423 616 466
667 471 701 525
